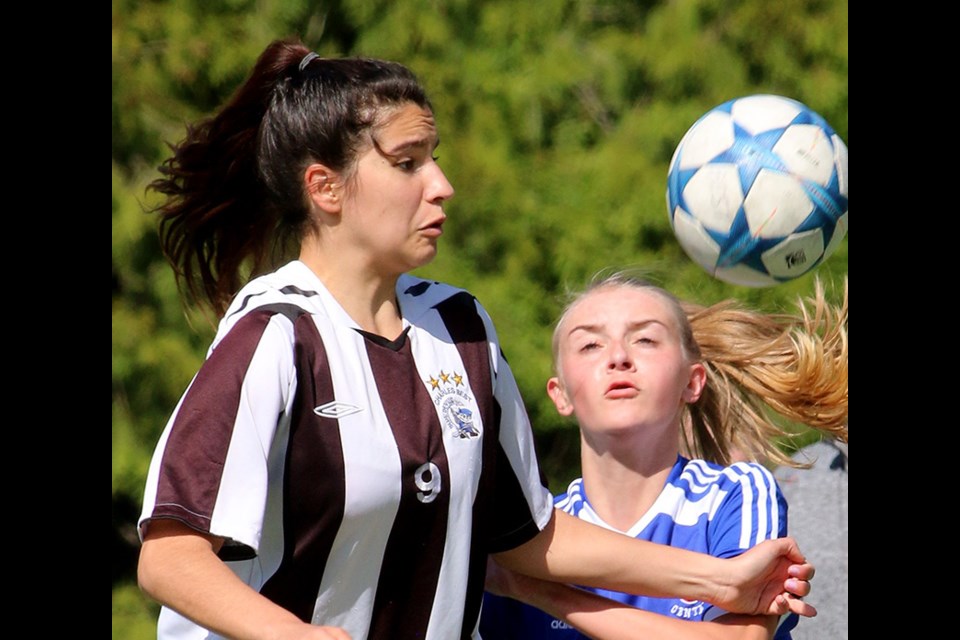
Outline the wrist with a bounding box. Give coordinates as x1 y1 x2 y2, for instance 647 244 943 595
689 554 728 605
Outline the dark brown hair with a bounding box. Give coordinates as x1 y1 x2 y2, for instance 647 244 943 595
148 38 433 317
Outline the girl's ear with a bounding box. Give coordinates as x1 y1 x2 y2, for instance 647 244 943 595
683 363 707 404
547 377 575 416
304 164 342 213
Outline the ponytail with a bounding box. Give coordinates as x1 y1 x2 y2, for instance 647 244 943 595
148 39 311 317
682 278 848 468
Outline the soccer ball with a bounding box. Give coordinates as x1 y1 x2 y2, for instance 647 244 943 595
666 94 848 287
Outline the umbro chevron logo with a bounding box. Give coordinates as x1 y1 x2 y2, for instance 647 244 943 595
313 401 362 418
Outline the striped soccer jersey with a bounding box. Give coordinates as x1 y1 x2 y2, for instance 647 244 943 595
479 455 798 639
138 260 555 640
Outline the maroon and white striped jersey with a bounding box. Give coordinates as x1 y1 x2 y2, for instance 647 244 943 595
138 260 554 640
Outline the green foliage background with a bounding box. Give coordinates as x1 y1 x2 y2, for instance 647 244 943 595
112 0 847 635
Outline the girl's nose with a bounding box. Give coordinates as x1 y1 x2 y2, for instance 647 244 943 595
426 163 455 203
607 342 634 371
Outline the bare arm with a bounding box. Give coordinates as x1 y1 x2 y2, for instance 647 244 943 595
493 509 814 617
486 556 786 640
138 519 351 640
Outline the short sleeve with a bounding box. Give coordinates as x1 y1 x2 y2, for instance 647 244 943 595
138 309 297 557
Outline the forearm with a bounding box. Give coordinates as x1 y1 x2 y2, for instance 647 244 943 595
495 509 726 603
504 575 776 640
138 521 323 640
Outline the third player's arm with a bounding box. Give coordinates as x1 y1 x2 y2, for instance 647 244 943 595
487 553 781 640
492 509 814 618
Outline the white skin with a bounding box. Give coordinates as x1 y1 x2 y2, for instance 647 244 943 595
299 102 454 339
549 285 703 532
486 284 808 639
140 104 814 640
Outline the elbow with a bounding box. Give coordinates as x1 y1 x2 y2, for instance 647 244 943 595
136 543 161 602
137 533 179 604
136 519 221 605
135 517 205 602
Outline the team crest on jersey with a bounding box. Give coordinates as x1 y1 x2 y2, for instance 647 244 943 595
425 370 480 439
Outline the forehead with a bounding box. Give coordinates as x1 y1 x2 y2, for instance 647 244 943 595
562 286 677 331
374 103 438 148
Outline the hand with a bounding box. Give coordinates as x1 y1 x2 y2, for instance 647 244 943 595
717 537 818 618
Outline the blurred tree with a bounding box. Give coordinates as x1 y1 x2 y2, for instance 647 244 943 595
113 1 847 636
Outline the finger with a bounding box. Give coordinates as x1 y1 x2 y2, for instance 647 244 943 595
784 578 811 598
768 594 789 616
783 593 818 618
788 561 816 581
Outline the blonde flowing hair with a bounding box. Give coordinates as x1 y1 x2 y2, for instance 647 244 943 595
552 270 848 468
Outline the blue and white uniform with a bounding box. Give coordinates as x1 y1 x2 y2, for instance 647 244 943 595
138 260 555 640
479 455 798 639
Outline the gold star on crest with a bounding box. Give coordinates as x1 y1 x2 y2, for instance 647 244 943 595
427 376 440 389
452 372 463 386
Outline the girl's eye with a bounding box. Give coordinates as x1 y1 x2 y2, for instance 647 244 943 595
634 337 655 346
579 342 601 352
395 152 438 173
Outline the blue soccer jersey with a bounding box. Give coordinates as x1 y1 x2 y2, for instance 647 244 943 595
479 455 798 639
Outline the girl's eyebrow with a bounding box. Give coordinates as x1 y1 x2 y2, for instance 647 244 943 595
377 135 440 157
567 319 666 337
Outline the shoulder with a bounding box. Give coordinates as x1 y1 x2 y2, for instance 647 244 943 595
211 262 323 349
553 477 585 514
224 262 326 322
399 275 502 341
226 262 324 319
398 275 479 317
678 460 788 546
678 459 780 494
724 461 780 488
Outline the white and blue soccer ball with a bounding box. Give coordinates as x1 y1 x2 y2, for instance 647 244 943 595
666 94 848 287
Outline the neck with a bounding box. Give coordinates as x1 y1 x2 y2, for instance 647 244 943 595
299 242 404 339
578 428 679 533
